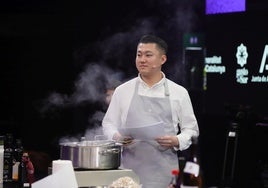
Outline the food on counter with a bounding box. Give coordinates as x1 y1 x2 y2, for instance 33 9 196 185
109 176 141 188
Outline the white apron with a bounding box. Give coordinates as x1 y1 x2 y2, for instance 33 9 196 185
122 79 178 188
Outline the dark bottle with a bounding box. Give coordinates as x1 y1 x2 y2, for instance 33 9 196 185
168 169 180 188
13 139 24 182
18 157 28 188
3 133 14 183
181 136 203 188
0 136 4 184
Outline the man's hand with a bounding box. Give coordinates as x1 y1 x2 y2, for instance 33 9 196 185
155 135 179 148
113 132 134 146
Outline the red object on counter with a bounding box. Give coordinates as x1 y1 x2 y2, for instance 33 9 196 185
168 169 180 188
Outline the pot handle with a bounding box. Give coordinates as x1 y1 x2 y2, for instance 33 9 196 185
94 135 108 140
99 148 121 155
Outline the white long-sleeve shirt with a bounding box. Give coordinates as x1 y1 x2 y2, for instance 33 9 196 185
102 74 199 151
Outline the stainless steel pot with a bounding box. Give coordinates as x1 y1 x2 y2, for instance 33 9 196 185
60 141 80 167
60 140 122 169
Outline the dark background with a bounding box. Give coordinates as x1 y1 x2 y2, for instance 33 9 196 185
1 0 268 187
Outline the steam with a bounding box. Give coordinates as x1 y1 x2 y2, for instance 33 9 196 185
40 63 123 111
71 63 111 104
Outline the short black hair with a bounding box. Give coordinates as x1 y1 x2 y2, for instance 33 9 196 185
138 34 168 54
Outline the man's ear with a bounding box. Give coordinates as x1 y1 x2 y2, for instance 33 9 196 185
161 55 167 65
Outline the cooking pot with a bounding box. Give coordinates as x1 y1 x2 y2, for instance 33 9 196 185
60 140 122 169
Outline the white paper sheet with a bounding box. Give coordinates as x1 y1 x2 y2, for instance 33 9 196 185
32 160 78 188
119 121 165 140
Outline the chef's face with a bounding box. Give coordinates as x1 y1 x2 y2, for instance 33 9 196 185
136 43 166 76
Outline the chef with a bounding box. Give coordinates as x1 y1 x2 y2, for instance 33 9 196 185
102 34 199 188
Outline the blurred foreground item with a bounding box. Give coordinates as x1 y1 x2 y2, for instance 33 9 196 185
181 136 203 188
168 169 180 188
109 176 140 188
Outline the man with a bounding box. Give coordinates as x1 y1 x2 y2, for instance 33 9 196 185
102 34 199 188
21 152 35 185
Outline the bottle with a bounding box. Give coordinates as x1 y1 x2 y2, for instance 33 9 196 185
18 155 28 188
0 136 4 185
13 139 24 182
181 136 203 188
168 169 180 188
3 133 14 183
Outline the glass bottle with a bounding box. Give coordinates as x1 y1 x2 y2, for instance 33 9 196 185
18 155 28 188
0 136 4 185
13 139 24 182
168 169 180 188
3 133 14 183
181 136 203 188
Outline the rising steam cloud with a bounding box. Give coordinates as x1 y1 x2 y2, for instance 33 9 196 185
40 63 124 114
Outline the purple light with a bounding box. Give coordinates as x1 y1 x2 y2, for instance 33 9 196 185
206 0 246 15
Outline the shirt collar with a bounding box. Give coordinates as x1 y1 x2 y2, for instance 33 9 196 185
138 72 166 88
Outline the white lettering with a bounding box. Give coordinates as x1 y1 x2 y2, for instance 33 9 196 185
251 75 268 82
236 68 249 84
236 76 248 84
236 68 248 76
259 45 268 73
205 56 222 64
251 76 262 82
205 64 226 74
